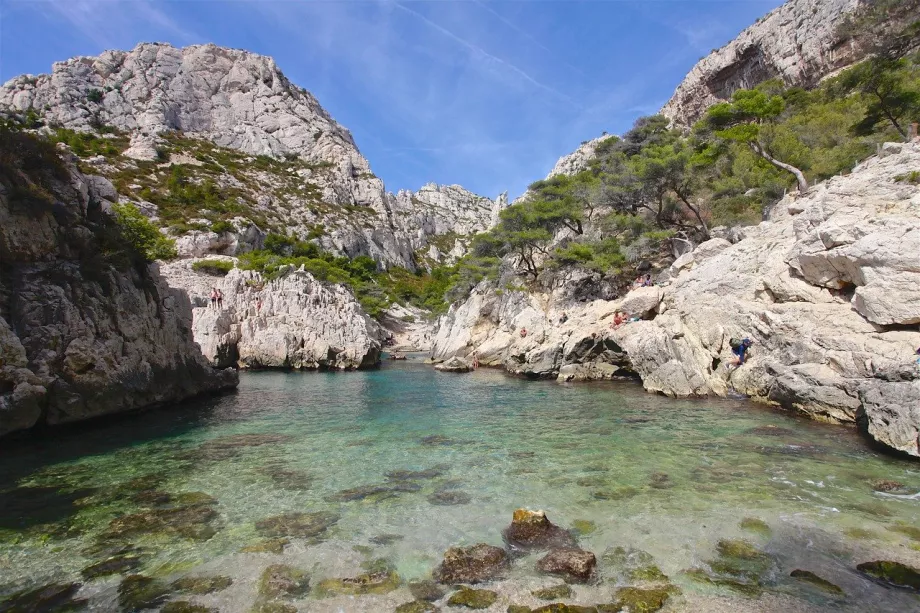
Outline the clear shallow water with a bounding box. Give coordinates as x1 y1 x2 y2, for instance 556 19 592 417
1 358 919 612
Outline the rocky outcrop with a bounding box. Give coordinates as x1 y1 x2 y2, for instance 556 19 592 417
0 43 500 269
661 0 862 126
431 144 920 458
0 143 237 438
159 258 382 370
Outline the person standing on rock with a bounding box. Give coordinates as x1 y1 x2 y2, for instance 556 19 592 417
216 288 224 310
210 288 218 310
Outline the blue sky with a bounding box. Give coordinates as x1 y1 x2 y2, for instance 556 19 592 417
0 0 782 199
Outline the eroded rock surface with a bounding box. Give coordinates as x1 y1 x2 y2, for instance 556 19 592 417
0 147 236 438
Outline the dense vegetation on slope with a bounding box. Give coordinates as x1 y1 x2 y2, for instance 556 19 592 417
448 37 920 298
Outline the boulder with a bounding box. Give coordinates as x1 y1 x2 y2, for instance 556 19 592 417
536 548 597 583
503 509 576 551
432 543 508 584
434 356 473 373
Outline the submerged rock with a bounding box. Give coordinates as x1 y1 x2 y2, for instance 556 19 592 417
420 435 457 446
170 575 233 595
530 605 597 613
427 490 471 506
395 601 439 613
316 570 400 596
104 502 219 541
241 538 290 554
258 564 310 599
870 479 907 493
409 580 446 602
715 539 767 560
503 509 576 551
599 586 676 612
370 534 405 546
118 575 169 611
326 482 421 503
536 549 597 583
0 582 86 613
81 554 141 580
386 467 447 481
590 487 638 501
856 561 920 591
257 465 314 490
433 543 509 584
254 511 338 539
532 584 573 600
570 520 596 536
739 518 771 537
184 434 294 463
161 602 218 613
790 570 844 595
250 602 297 613
446 587 497 609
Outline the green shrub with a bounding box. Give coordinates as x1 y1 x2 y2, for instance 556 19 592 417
210 220 234 234
895 170 920 184
192 259 234 276
110 202 177 261
86 88 104 103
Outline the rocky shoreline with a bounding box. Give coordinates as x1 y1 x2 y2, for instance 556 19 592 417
430 143 920 459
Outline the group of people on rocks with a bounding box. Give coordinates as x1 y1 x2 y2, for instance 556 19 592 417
634 273 654 288
209 287 224 310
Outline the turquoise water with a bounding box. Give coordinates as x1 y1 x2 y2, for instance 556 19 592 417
1 358 919 612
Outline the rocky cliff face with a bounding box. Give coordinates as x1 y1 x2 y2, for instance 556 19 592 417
661 0 862 126
431 143 920 458
160 258 382 370
0 141 237 438
0 43 499 269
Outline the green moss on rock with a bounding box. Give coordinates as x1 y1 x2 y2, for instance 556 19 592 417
739 518 771 537
170 575 233 595
259 565 310 600
790 570 844 595
395 601 440 613
599 587 675 613
81 554 141 580
118 575 169 611
161 602 218 613
856 560 920 591
571 520 596 536
316 570 400 596
254 512 338 539
446 587 498 609
715 539 766 561
0 582 86 613
241 538 290 554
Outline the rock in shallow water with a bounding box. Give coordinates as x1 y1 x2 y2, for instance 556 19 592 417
433 543 509 584
503 509 577 551
427 490 471 506
0 582 86 613
446 587 497 609
532 584 573 600
170 575 233 595
789 569 844 595
395 601 440 613
856 560 920 591
254 511 338 539
409 580 446 602
161 602 218 613
118 575 169 612
81 554 141 580
258 565 310 599
536 548 597 583
316 570 400 595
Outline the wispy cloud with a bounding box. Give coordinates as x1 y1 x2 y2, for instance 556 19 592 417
32 0 198 49
392 1 576 106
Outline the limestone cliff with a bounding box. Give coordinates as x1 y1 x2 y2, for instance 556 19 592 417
661 0 862 126
0 43 499 269
0 138 237 438
431 143 920 458
160 258 382 370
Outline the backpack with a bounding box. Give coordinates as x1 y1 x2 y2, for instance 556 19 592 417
729 337 743 350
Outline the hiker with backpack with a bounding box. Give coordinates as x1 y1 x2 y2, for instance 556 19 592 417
730 337 754 366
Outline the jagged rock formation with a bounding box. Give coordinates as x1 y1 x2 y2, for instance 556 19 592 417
0 143 237 438
661 0 863 126
431 144 920 458
160 258 382 370
0 43 499 269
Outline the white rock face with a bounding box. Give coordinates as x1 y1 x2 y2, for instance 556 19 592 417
0 153 237 437
160 259 382 370
661 0 862 125
432 145 920 457
0 42 499 268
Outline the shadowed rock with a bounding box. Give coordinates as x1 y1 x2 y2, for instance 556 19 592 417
433 543 509 584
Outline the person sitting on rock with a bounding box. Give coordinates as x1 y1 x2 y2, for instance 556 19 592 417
731 337 754 366
642 273 653 287
559 312 568 324
520 327 528 338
